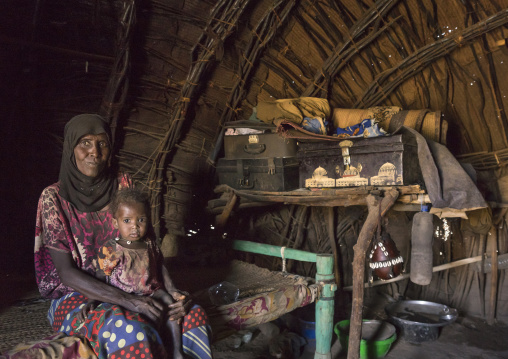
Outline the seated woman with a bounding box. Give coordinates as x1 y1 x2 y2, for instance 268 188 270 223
34 113 212 359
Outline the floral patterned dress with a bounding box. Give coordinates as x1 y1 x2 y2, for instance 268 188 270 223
97 238 163 295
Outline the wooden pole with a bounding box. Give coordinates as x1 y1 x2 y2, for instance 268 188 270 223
327 207 340 285
347 189 399 359
479 233 487 318
99 0 136 142
488 227 499 324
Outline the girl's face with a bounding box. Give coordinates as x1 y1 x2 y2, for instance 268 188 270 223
112 202 148 241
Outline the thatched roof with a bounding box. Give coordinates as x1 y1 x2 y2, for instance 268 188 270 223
2 0 508 263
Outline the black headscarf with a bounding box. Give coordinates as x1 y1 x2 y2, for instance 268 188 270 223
58 114 117 212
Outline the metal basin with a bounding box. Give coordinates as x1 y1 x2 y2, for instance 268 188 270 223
385 300 458 343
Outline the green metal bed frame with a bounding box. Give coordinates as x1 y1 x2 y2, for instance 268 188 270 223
232 240 337 359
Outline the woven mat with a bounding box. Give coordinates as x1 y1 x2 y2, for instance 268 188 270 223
223 260 312 298
0 298 54 354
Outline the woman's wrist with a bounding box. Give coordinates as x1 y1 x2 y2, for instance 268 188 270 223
113 291 139 310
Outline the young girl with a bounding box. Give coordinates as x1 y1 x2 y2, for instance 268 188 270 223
79 188 186 359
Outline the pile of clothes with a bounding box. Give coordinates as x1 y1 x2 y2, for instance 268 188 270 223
250 97 396 139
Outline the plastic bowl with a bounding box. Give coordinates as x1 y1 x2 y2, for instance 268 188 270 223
334 319 397 359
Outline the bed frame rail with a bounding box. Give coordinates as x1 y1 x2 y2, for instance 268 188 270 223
232 240 336 359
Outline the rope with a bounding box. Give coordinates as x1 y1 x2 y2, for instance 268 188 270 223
234 73 246 84
251 29 263 43
312 79 328 93
281 246 287 272
272 8 282 27
241 53 254 68
225 103 240 113
210 17 235 27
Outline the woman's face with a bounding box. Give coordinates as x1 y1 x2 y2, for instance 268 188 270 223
73 133 111 177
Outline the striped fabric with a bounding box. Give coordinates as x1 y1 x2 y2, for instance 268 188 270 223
182 306 213 359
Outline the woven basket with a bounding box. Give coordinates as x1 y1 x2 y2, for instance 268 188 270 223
421 111 441 142
406 110 428 131
376 109 427 133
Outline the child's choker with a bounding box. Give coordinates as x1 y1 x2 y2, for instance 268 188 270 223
115 237 145 245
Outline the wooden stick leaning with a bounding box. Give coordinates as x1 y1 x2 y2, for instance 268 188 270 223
328 207 341 286
489 228 498 324
348 189 399 359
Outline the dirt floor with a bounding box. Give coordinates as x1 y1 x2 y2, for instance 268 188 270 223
210 313 508 359
2 265 508 359
210 302 508 359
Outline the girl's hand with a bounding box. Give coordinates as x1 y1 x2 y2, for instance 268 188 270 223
127 296 164 324
76 299 98 322
168 290 193 323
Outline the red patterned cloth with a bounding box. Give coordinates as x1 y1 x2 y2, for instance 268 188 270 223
47 293 212 359
182 306 210 332
34 173 132 299
49 293 166 358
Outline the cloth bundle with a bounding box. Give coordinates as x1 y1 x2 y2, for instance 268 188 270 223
332 106 447 144
252 98 447 143
334 118 388 138
255 97 331 135
332 106 402 130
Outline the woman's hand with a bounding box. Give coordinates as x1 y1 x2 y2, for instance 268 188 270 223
127 296 165 324
50 250 163 323
49 250 171 325
167 290 193 323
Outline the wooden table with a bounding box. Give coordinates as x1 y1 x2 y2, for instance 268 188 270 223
208 184 430 359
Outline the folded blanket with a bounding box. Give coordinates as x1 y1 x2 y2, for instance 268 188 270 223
256 97 331 126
